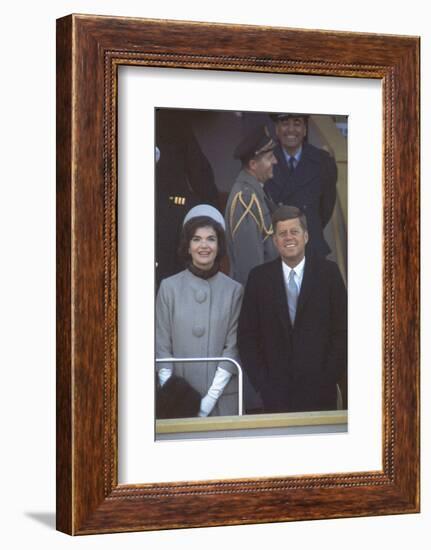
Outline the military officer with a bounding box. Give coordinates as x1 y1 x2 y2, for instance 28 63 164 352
224 125 279 287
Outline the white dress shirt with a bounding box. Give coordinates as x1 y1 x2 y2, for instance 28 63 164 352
281 256 306 294
282 145 302 168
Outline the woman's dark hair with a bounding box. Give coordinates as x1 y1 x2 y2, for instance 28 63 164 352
178 215 226 266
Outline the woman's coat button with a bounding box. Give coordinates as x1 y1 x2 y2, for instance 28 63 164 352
192 326 205 337
195 290 207 303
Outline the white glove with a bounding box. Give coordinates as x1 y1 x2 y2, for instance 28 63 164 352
198 394 218 417
198 367 232 417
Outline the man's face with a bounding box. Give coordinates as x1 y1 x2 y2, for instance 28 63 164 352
249 150 277 183
273 218 308 267
275 117 307 155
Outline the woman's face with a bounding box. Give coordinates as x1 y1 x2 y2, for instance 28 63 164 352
188 225 218 270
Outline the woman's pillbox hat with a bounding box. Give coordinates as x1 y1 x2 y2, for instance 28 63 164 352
183 204 226 230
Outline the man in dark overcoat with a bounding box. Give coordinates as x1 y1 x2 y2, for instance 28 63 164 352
237 205 347 413
265 113 337 258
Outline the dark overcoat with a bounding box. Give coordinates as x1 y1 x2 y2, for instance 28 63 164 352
155 109 219 286
237 256 347 413
265 143 337 257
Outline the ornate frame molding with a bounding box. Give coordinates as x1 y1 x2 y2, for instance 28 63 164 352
57 15 419 534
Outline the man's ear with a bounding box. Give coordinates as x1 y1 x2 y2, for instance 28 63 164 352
304 231 309 244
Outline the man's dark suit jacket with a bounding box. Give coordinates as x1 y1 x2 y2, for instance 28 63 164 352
238 256 347 413
265 143 337 257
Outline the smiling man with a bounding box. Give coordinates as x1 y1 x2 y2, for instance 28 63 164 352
265 113 338 259
225 125 279 287
238 205 347 413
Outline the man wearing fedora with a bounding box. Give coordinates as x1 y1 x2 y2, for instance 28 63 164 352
225 125 279 287
265 113 337 258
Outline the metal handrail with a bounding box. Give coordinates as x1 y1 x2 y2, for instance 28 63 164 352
156 357 243 416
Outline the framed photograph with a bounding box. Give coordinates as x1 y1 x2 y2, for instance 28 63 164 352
56 14 419 534
151 106 348 441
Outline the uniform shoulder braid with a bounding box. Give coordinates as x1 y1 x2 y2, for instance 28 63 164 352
229 189 273 241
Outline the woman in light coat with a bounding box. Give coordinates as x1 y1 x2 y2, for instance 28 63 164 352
156 205 243 417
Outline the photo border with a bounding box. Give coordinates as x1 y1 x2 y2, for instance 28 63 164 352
56 14 420 534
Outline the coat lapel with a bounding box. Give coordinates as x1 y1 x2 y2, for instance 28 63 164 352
273 146 293 199
290 144 313 190
273 144 315 201
295 255 315 321
272 259 292 333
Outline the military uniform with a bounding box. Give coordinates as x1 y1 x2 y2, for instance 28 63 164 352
225 124 279 412
225 169 278 287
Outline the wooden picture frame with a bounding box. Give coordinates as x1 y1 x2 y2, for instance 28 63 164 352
56 14 420 534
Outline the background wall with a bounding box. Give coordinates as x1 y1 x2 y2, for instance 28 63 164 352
0 1 427 548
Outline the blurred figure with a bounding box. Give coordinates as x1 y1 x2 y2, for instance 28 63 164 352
155 109 219 287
